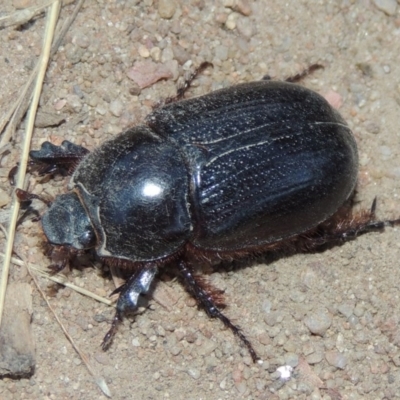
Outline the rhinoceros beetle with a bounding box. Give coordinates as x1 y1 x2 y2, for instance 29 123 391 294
17 64 398 362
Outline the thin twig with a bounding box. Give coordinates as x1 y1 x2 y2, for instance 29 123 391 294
23 254 112 398
0 0 86 147
31 263 114 306
0 0 55 29
0 251 113 305
0 0 61 333
0 1 111 397
0 250 113 396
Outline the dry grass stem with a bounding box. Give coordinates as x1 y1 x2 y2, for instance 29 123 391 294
0 252 113 306
0 0 85 147
24 254 112 398
0 0 61 332
0 0 55 29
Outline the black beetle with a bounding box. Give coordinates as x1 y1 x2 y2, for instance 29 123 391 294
21 69 395 362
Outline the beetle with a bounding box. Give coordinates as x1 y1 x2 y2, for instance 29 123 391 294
18 66 397 362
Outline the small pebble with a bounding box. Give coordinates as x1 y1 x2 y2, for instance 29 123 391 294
284 353 299 367
150 47 161 62
306 351 324 365
65 94 82 113
94 352 110 365
219 377 227 390
365 121 380 134
0 189 11 208
232 369 242 383
337 302 354 318
168 345 181 356
109 98 124 117
198 338 217 356
158 0 177 19
264 311 284 326
127 61 173 89
138 45 150 58
373 0 397 15
224 0 252 16
64 43 84 64
225 12 239 30
131 338 141 347
353 303 365 317
95 103 108 115
215 45 229 61
379 145 392 160
304 308 332 336
235 381 247 394
187 368 201 380
72 33 90 49
325 350 347 369
54 99 67 111
323 90 343 109
13 0 32 9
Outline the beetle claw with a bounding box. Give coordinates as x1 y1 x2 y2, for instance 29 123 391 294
101 312 122 351
48 263 67 275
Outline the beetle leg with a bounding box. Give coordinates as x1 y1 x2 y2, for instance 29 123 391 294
317 218 399 244
15 188 52 206
305 199 400 247
47 245 73 275
163 62 213 105
102 265 158 351
29 140 89 177
262 64 324 83
177 260 259 362
284 64 324 83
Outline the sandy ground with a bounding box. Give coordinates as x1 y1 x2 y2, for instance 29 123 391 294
1 0 400 399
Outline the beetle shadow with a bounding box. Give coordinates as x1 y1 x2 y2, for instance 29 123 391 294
190 194 389 278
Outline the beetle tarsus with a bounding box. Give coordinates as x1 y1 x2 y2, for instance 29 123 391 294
102 311 122 351
177 260 259 363
102 265 158 351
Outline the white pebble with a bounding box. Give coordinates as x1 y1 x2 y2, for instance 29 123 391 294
187 368 201 380
138 45 150 58
109 99 124 117
131 338 140 347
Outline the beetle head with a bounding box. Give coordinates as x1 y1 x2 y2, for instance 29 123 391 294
41 192 96 250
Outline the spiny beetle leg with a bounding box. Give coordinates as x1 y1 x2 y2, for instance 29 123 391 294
102 265 158 351
15 188 51 206
164 61 213 105
177 260 259 363
29 140 89 177
47 245 73 275
305 198 400 248
262 64 324 83
285 64 324 83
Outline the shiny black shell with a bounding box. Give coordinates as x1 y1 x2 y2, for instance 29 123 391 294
68 80 357 262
